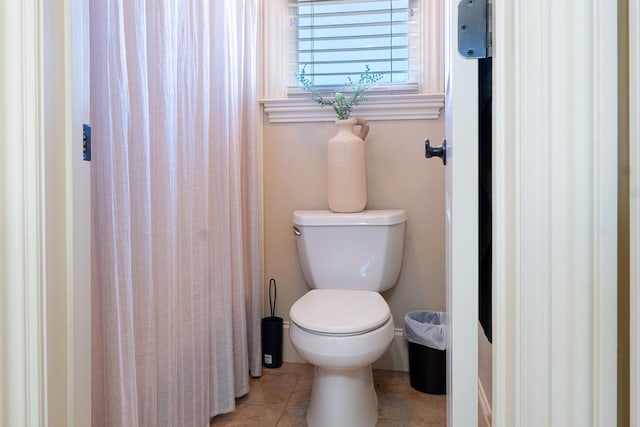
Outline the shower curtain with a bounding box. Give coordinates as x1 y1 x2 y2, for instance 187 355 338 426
89 1 261 425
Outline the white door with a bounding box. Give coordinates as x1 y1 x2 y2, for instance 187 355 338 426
44 0 92 423
68 0 92 423
425 1 480 425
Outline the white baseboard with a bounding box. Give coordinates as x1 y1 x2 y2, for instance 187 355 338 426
478 378 492 427
281 321 410 372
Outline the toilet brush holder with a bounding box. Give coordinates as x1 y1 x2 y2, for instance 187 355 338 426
261 316 283 368
261 279 283 368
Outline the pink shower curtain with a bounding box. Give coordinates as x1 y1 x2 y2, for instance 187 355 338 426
90 1 261 425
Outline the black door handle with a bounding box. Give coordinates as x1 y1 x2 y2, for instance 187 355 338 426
425 139 447 165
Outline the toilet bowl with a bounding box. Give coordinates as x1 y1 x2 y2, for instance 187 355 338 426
290 289 394 427
289 210 406 427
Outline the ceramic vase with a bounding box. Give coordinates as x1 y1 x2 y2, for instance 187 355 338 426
327 118 369 213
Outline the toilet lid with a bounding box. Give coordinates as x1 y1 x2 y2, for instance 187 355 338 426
290 289 391 335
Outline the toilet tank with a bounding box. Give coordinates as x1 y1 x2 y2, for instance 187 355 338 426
292 210 407 292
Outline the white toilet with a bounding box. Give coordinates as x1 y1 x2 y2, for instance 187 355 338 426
289 209 407 427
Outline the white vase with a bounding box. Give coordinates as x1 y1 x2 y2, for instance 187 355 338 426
327 118 369 213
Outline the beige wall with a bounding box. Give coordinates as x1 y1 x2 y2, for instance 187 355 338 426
262 115 446 369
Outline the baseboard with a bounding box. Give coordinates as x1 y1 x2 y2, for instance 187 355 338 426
281 321 410 372
478 377 492 427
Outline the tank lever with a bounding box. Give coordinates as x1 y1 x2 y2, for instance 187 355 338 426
292 226 301 237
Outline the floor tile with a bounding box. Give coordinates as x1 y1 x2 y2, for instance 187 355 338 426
376 420 445 427
405 393 446 425
245 371 299 406
286 372 313 408
276 406 307 427
211 363 446 427
374 369 446 425
211 403 284 426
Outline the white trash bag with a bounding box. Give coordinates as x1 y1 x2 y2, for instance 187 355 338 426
404 310 448 351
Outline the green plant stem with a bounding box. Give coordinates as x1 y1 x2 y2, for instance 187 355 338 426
298 65 383 120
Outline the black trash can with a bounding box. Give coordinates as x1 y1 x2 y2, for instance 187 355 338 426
404 310 447 394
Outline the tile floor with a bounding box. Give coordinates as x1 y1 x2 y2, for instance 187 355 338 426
211 362 446 427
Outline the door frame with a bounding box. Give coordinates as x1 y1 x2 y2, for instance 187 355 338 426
0 0 91 425
492 0 618 425
0 1 48 424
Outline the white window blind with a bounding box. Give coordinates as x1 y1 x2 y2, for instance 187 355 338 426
288 0 421 92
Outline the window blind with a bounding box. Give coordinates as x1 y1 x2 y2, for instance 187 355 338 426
289 0 421 91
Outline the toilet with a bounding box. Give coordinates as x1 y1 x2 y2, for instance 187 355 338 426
289 209 407 427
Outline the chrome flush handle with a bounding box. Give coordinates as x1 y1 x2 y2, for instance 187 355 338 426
292 226 301 237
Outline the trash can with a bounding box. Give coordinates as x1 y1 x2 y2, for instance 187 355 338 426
404 310 447 394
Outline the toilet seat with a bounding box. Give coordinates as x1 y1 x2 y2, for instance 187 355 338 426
290 289 390 336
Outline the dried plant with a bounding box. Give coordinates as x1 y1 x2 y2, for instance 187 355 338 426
298 65 383 120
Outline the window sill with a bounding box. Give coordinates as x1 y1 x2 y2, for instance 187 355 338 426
259 93 445 124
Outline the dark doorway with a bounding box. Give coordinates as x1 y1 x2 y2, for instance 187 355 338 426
478 57 492 342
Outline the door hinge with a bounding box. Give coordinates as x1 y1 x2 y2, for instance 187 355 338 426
83 124 91 161
458 0 493 59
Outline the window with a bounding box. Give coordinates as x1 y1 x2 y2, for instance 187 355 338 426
290 0 420 91
260 0 444 122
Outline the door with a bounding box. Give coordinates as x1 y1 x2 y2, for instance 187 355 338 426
43 0 92 424
426 1 479 425
445 0 479 421
447 0 480 422
69 0 92 423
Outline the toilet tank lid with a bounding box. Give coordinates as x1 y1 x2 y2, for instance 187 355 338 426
293 210 407 226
